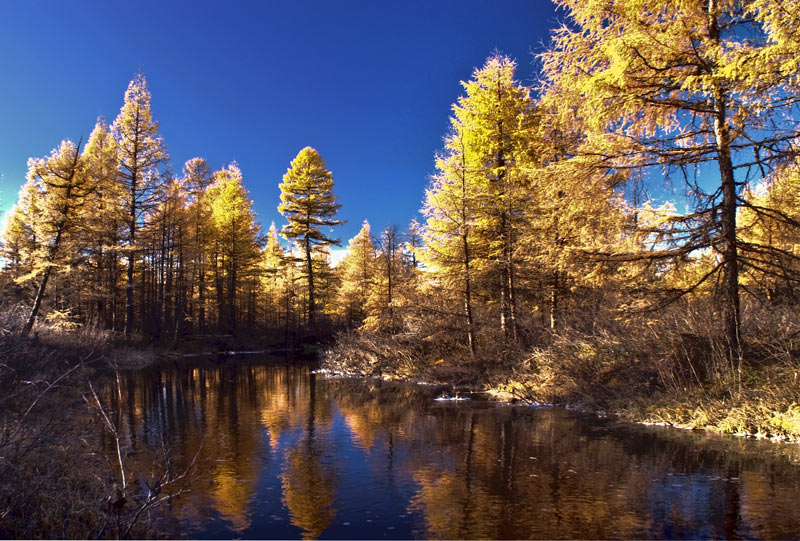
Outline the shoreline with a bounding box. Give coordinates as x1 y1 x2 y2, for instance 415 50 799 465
42 330 800 447
98 330 800 447
319 349 800 445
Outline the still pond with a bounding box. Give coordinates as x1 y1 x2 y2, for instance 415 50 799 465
103 357 800 539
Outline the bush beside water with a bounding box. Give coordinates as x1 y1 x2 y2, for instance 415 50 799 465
324 300 800 441
0 304 186 539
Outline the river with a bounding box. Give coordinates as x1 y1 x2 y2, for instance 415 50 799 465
102 357 800 539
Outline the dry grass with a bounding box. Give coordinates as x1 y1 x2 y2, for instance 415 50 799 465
322 330 428 380
0 304 191 538
499 299 800 440
326 296 800 441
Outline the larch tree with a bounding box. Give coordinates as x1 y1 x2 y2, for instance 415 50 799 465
206 163 261 333
111 73 168 339
365 225 405 333
81 118 124 329
21 139 94 335
262 222 289 328
405 218 423 270
528 162 629 330
525 107 629 330
181 157 214 332
420 128 481 356
539 0 800 369
739 161 800 302
311 246 338 321
139 176 191 339
1 179 43 287
450 54 535 340
336 220 376 325
278 147 344 327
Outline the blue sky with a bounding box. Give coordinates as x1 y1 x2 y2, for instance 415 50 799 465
0 0 559 244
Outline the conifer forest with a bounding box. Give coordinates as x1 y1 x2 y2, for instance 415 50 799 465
4 1 800 538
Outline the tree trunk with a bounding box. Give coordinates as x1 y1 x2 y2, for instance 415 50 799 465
709 3 742 381
305 236 316 327
198 260 206 333
111 246 119 330
715 103 742 376
124 199 136 340
173 227 185 347
214 249 224 330
386 243 394 331
459 146 477 357
23 266 53 336
499 214 509 336
463 238 477 357
505 225 518 341
228 263 237 332
549 276 559 331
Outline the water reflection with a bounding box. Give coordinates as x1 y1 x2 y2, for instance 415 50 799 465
106 360 800 539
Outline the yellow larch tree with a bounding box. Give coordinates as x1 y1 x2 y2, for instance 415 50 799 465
538 0 800 366
452 54 536 340
1 179 43 288
335 220 376 326
261 222 289 328
420 127 482 356
138 175 193 339
181 157 215 332
111 73 168 339
525 113 630 329
206 163 261 333
311 246 338 323
21 139 95 334
79 118 125 329
739 162 800 302
278 147 344 327
364 225 410 333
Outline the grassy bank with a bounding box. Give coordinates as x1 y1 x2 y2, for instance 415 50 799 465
323 302 800 442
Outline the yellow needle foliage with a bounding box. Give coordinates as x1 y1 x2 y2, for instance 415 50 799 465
335 220 376 325
538 0 800 353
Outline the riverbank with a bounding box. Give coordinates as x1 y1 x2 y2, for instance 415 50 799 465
76 359 800 539
322 327 800 443
0 323 192 538
0 316 333 539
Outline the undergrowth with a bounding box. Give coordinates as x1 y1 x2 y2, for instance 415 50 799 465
0 303 190 538
325 299 800 441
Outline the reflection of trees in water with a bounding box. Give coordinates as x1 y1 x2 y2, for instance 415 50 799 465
406 407 800 539
105 364 800 539
409 411 507 539
281 372 338 539
281 444 337 538
108 362 338 534
328 378 434 451
257 365 319 449
326 379 800 540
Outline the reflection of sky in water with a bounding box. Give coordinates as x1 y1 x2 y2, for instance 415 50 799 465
647 473 738 539
108 361 800 539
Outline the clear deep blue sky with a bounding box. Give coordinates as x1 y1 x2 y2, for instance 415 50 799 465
0 0 559 243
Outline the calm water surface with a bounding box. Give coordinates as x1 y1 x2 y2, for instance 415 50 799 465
105 358 800 539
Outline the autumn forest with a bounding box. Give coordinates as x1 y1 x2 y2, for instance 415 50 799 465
5 0 800 429
6 0 800 537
